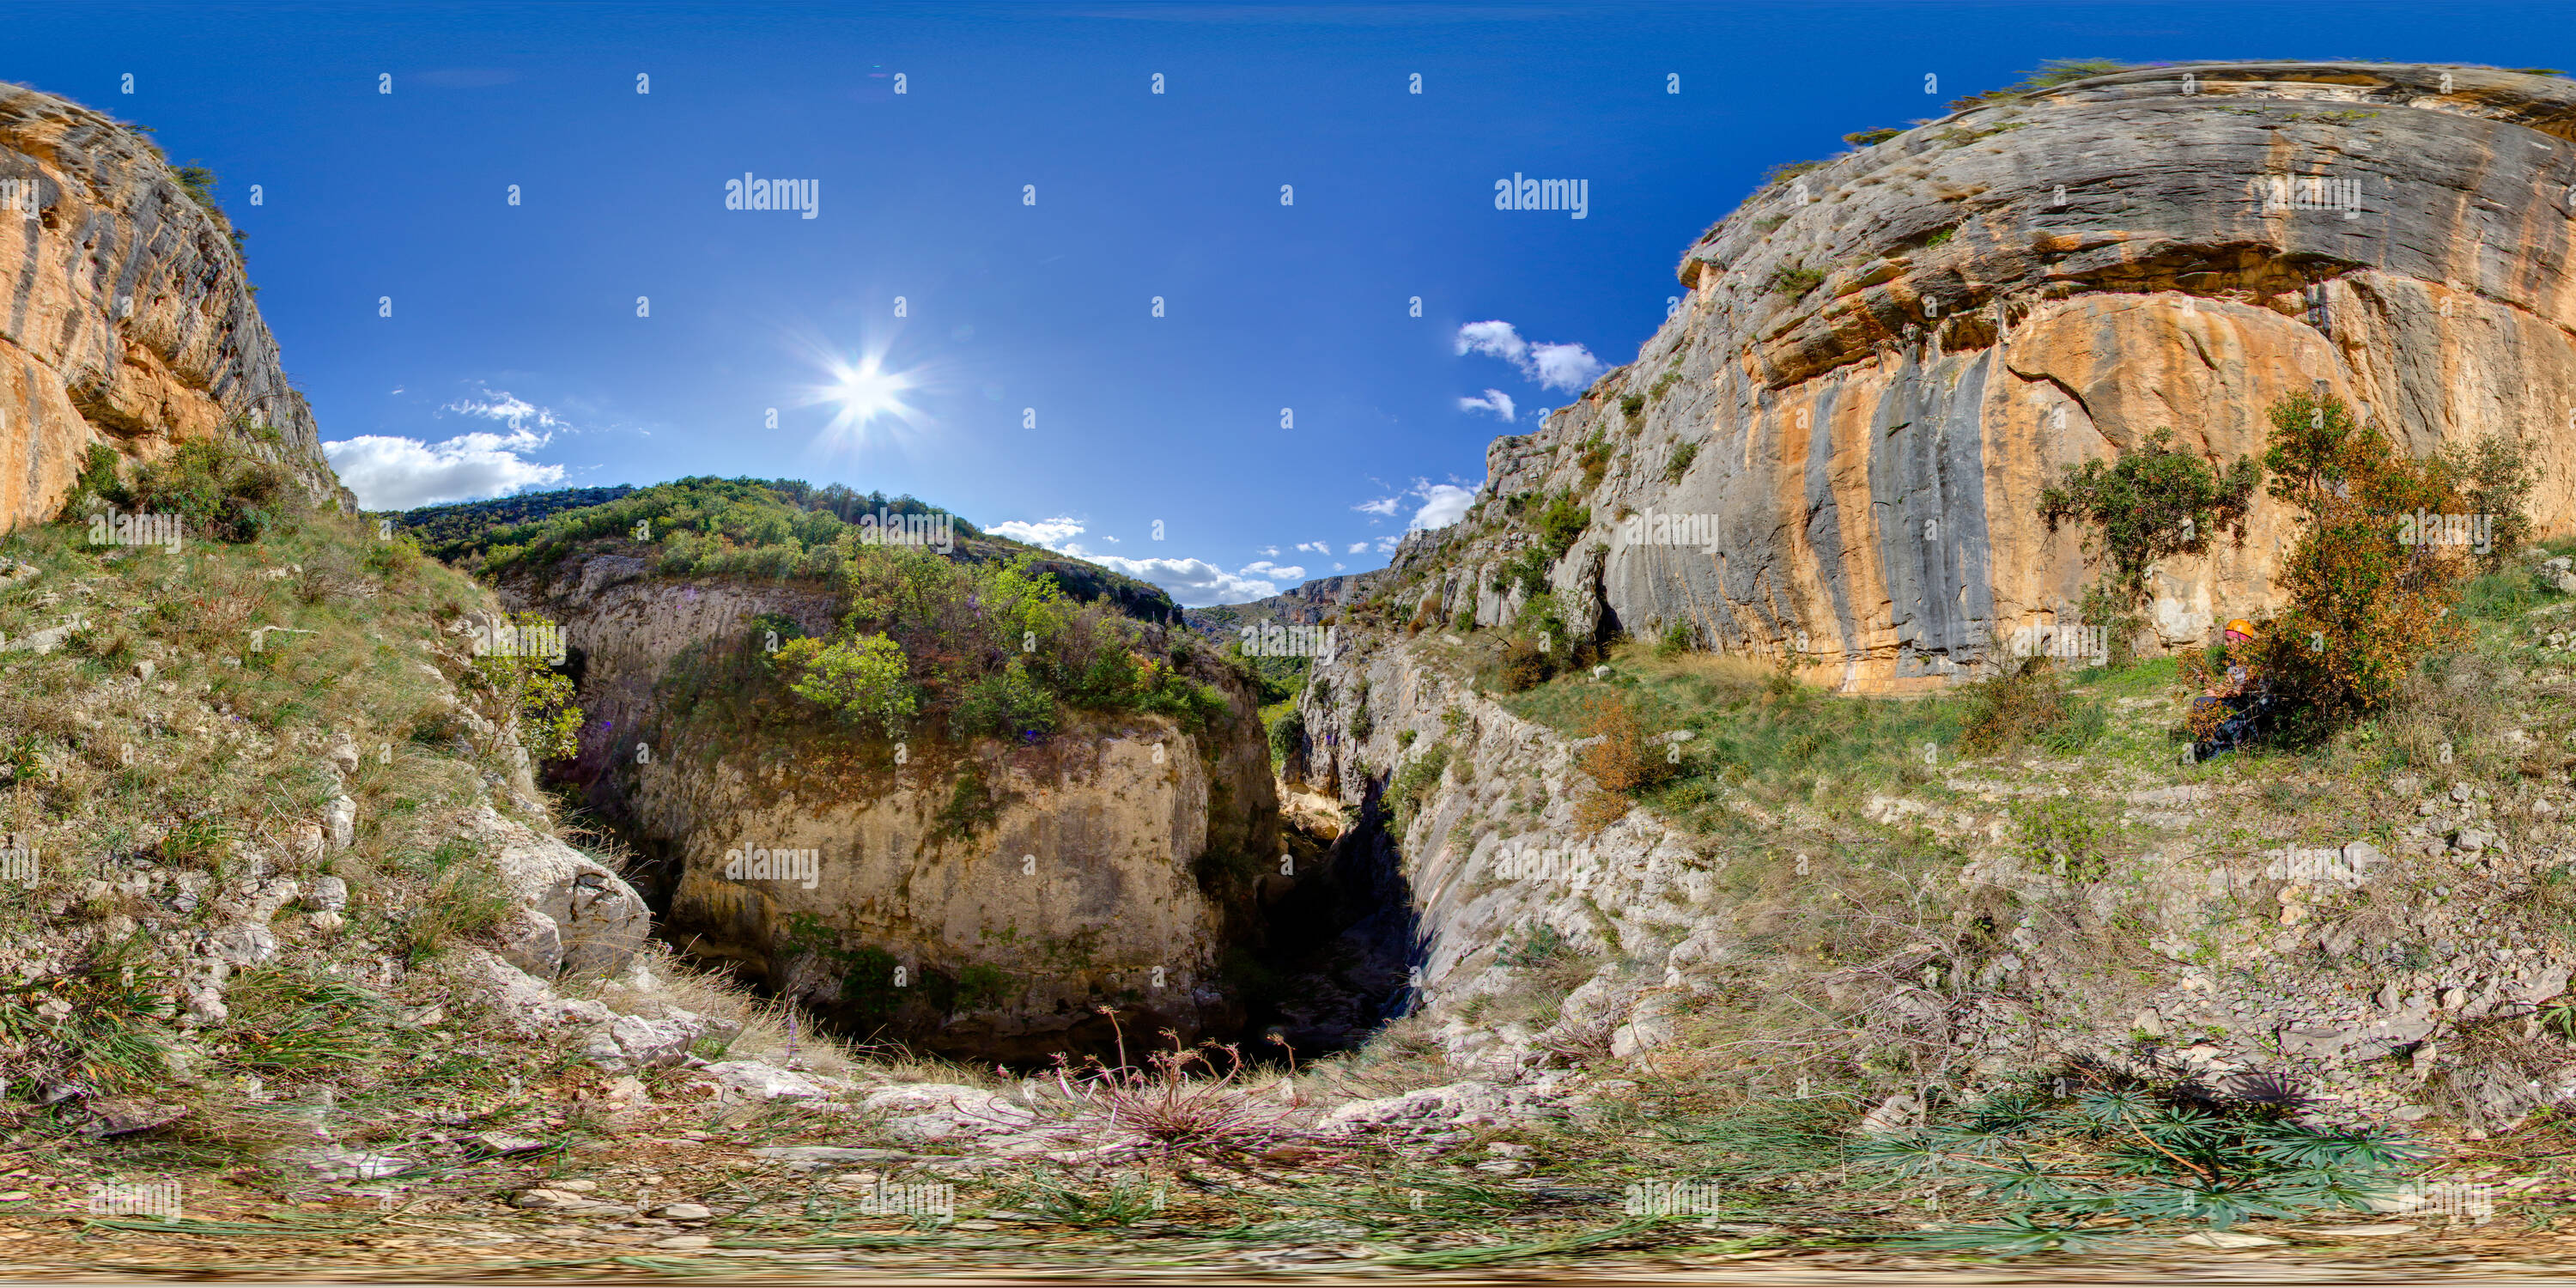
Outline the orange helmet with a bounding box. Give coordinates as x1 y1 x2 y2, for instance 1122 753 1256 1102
2225 618 2256 641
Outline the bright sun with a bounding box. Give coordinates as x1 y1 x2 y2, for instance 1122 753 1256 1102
829 356 913 424
800 346 929 450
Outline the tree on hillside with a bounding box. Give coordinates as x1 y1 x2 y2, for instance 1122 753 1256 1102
2038 428 2261 665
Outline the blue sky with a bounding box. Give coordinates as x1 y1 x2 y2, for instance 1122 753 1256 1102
10 1 2569 603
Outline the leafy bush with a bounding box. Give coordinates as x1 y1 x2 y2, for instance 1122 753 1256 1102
2039 427 2260 665
2440 431 2537 570
1532 492 1589 560
773 634 916 736
1657 618 1695 658
1388 742 1451 833
465 611 583 761
1663 439 1699 484
1843 126 1905 147
1493 547 1553 601
768 544 1222 743
1960 656 2098 756
1266 705 1306 767
64 436 291 544
950 659 1055 741
1577 433 1613 489
2251 390 2473 723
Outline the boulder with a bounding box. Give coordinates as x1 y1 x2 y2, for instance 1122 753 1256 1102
459 805 647 978
580 1012 710 1072
702 1060 843 1102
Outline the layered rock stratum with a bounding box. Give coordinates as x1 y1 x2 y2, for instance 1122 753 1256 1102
0 82 348 531
1370 62 2576 692
502 554 1283 1060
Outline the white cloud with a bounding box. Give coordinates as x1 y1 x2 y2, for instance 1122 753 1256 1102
1455 320 1604 392
1074 553 1291 607
1347 541 1370 554
1101 534 1121 544
443 387 567 433
1526 342 1604 392
1458 388 1516 420
989 516 1089 549
1255 544 1279 556
1294 541 1330 555
1376 535 1401 553
1332 562 1345 571
1455 319 1528 368
324 428 565 510
1353 496 1400 518
1409 481 1476 531
995 518 1298 606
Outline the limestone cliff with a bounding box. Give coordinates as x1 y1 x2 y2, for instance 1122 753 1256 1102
501 554 1283 1060
0 82 349 530
1388 62 2576 692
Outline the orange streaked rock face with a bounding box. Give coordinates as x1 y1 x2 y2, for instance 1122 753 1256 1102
1388 62 2576 692
0 83 347 532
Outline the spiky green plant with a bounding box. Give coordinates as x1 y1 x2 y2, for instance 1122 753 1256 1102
1858 1070 2421 1251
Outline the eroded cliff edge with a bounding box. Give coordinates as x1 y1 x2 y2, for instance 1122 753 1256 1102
501 554 1285 1060
0 83 349 530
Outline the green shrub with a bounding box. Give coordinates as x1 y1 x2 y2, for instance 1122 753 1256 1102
65 436 291 544
1657 619 1695 658
1664 440 1700 484
466 611 585 762
1843 126 1904 147
1533 492 1589 560
956 963 1015 1011
2250 390 2474 723
1769 264 1826 297
949 659 1054 741
2015 797 2110 878
2440 431 2537 570
1388 742 1451 833
1577 433 1613 489
2038 428 2260 665
1494 547 1553 600
1960 656 2094 756
935 763 1003 841
1266 705 1306 766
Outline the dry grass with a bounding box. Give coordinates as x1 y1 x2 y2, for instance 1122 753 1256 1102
1030 1023 1300 1162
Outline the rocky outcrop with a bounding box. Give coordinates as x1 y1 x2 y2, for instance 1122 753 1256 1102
504 554 1283 1060
0 82 349 531
1391 63 2576 692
